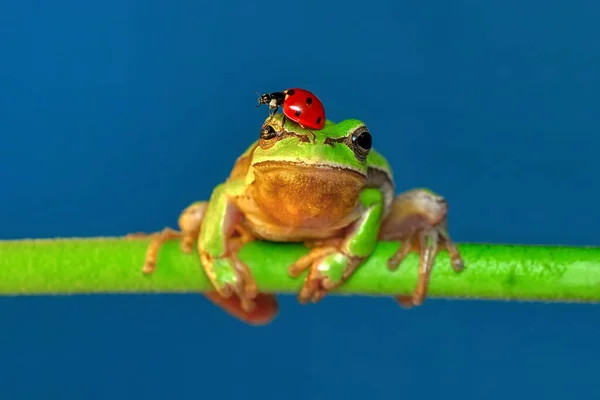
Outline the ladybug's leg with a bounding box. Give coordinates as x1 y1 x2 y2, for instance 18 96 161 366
300 125 316 141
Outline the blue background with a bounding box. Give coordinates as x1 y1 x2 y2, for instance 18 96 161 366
1 0 599 398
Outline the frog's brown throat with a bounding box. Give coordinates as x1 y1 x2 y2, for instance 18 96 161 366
250 160 366 228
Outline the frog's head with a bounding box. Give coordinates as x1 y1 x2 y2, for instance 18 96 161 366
248 114 377 227
253 113 373 172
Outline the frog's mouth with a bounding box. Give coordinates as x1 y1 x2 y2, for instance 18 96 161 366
253 159 366 180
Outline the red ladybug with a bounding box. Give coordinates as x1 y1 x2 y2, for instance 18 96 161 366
257 88 326 130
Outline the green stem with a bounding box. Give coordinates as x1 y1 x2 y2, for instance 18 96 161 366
0 237 598 302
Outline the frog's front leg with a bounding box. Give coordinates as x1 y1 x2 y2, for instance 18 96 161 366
379 188 465 308
198 181 269 313
130 189 277 325
288 188 384 304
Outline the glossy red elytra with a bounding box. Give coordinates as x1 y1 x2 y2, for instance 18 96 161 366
257 88 326 130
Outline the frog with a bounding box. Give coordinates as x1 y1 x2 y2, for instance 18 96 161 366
130 113 464 325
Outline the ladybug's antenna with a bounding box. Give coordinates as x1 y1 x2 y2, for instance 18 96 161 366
255 90 266 108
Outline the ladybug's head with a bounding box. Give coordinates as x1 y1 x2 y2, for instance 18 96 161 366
257 93 272 107
256 91 286 109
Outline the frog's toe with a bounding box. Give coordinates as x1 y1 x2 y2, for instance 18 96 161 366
294 250 363 305
200 252 259 312
394 294 418 309
310 288 328 304
386 239 412 271
180 241 194 253
130 227 183 275
288 246 338 277
452 257 465 272
297 271 329 304
388 225 465 307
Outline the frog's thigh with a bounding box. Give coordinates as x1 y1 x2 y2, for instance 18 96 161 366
378 189 437 240
177 201 208 253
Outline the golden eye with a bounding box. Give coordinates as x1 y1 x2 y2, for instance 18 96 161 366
260 124 278 140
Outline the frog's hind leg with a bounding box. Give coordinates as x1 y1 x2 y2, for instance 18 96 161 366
139 228 182 274
128 200 278 325
393 230 440 308
178 202 209 253
127 201 208 274
379 189 465 308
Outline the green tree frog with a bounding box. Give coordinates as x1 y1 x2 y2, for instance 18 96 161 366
131 114 464 325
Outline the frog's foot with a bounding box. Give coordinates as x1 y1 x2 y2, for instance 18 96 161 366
202 247 276 325
200 251 259 313
387 223 464 308
177 202 208 253
288 246 363 304
126 202 208 275
128 227 183 274
379 189 464 308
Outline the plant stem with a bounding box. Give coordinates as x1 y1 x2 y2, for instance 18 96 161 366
0 237 598 303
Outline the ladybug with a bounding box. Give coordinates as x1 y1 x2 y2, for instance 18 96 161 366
257 88 326 130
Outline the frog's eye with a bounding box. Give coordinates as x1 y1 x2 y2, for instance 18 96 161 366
350 127 372 162
354 130 372 150
260 124 278 140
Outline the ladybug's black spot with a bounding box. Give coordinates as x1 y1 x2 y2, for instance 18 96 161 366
306 97 313 105
287 89 296 96
295 110 301 117
316 116 322 125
